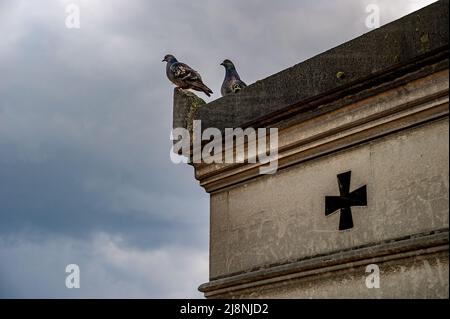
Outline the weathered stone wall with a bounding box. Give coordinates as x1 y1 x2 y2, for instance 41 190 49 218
173 1 449 299
210 119 448 279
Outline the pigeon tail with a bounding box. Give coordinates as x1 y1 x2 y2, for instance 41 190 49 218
196 83 213 97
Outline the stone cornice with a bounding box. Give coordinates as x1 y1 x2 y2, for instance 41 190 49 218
195 67 449 193
199 229 449 297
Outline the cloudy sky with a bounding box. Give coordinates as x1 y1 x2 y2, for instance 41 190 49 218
0 0 436 298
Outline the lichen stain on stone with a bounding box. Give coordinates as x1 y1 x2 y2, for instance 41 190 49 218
182 90 206 135
420 33 430 44
336 71 346 79
419 33 431 53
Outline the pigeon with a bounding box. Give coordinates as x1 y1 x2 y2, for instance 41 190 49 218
220 59 247 96
162 54 213 97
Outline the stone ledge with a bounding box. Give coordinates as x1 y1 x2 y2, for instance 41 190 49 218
199 229 449 297
171 1 448 133
196 68 449 192
205 250 449 298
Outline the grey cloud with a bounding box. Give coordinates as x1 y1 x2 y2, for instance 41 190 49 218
0 0 436 297
0 232 207 298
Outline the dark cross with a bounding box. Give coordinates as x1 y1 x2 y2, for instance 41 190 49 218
325 171 367 231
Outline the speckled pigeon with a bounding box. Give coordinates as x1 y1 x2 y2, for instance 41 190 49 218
162 54 213 97
220 59 247 96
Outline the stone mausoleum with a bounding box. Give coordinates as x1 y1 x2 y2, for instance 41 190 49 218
173 1 449 298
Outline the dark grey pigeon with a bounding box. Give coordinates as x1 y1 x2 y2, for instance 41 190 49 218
220 59 247 97
162 54 213 97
